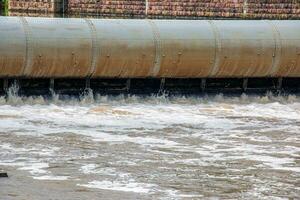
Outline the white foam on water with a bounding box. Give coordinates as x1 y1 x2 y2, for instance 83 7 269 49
78 180 156 193
0 160 70 181
79 164 128 177
0 162 28 168
0 161 51 176
0 143 60 156
0 93 300 198
80 164 99 174
19 163 49 175
33 175 69 181
0 142 64 180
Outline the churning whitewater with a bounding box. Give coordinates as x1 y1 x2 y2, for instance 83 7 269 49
0 91 299 199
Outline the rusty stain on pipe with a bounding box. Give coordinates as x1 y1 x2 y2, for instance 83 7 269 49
0 17 299 78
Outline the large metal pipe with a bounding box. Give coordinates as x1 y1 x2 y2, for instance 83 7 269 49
0 17 299 78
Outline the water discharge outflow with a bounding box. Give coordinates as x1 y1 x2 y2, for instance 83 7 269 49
0 93 299 199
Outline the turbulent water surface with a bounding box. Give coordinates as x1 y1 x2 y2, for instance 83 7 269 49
0 93 299 199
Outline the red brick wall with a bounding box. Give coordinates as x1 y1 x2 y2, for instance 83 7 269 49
9 0 63 13
246 0 300 19
68 0 300 19
147 0 244 18
146 0 300 19
8 11 57 17
7 0 300 19
68 0 146 17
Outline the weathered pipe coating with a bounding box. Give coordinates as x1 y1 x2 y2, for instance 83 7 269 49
0 17 300 78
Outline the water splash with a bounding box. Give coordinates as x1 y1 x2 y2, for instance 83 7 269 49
6 81 22 105
0 86 299 199
0 83 299 106
50 88 60 104
80 88 94 105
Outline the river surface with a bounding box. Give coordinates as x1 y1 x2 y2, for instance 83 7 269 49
0 93 299 199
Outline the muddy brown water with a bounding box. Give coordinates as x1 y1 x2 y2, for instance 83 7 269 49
0 93 299 199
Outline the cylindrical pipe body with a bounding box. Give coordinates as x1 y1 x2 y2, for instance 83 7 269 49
0 17 299 78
